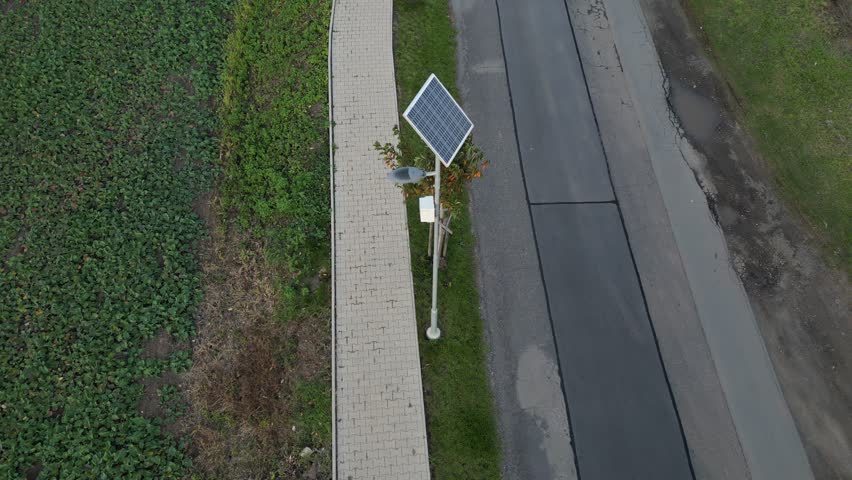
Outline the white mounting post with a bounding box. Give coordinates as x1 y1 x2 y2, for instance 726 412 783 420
426 153 442 341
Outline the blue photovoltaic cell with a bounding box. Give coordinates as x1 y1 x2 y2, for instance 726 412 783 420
404 75 473 166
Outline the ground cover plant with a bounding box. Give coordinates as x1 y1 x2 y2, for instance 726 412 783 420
393 0 501 478
687 0 851 269
0 1 232 477
0 0 332 478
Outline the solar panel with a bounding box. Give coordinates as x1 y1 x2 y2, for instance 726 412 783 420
403 74 474 167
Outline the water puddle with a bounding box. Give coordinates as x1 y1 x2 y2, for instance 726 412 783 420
668 81 721 142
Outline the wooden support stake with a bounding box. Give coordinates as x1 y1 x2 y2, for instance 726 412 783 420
441 213 453 258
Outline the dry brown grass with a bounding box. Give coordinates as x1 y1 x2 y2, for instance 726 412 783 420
178 192 330 479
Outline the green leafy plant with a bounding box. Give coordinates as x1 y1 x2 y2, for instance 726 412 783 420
375 126 488 211
0 1 233 477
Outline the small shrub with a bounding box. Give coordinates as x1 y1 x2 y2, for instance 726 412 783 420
375 126 488 211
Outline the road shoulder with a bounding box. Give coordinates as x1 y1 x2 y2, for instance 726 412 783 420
596 0 815 478
639 0 852 477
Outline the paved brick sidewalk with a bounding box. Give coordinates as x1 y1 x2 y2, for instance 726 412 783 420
329 1 430 479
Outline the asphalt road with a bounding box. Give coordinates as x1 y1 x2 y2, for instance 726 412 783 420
533 203 691 479
453 0 814 478
496 0 612 203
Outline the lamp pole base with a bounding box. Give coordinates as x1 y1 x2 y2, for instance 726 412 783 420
426 307 441 340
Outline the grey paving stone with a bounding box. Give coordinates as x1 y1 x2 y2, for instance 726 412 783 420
330 1 430 479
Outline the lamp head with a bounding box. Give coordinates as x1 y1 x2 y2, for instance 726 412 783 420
387 166 427 184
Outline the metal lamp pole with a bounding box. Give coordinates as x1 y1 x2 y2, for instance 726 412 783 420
386 164 442 340
426 155 442 340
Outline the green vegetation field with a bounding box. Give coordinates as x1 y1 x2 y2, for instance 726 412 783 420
394 1 501 478
688 0 851 267
0 1 231 476
0 0 331 478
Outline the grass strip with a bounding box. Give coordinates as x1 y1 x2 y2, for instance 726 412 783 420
183 0 332 477
394 1 501 478
686 0 851 268
221 0 332 279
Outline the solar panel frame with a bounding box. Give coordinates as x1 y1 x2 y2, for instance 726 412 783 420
403 74 474 167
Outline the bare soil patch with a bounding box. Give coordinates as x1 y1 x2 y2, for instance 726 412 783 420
141 330 187 360
1 0 23 15
3 228 26 267
308 102 324 119
826 0 852 31
192 189 214 229
167 73 196 97
23 463 42 480
138 371 182 419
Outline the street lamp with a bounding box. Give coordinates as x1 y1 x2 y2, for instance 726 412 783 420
388 163 442 341
392 73 474 341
